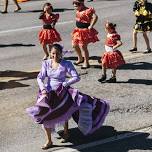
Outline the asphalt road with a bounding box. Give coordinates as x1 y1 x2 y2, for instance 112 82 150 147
0 0 152 152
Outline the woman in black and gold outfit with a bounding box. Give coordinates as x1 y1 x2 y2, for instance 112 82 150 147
129 0 152 53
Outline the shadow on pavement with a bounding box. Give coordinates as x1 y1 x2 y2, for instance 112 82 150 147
119 62 152 70
64 56 101 61
64 56 102 69
0 81 29 90
117 79 152 85
18 8 74 13
95 0 120 1
64 56 77 61
0 70 38 79
79 133 152 152
58 126 117 146
0 43 35 48
55 126 152 152
0 70 39 90
0 69 88 90
53 8 74 12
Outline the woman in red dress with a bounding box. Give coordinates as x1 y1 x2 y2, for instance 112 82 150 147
39 3 62 60
98 22 125 83
72 0 99 69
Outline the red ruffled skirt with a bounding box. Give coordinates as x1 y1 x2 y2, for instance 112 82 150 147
101 50 125 69
39 28 61 45
72 28 99 46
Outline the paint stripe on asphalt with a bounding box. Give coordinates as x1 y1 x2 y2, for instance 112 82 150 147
0 20 74 34
53 126 152 152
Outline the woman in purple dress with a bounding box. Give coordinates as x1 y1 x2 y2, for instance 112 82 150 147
26 43 109 150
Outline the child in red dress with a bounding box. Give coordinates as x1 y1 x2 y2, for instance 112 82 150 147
39 3 62 60
72 0 99 69
98 22 125 83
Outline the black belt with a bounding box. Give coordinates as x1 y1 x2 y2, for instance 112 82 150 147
43 24 52 29
76 21 90 28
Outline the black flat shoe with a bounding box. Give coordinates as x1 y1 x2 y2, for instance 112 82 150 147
1 11 8 14
106 77 116 83
98 75 107 82
14 7 21 12
143 48 152 54
129 48 137 52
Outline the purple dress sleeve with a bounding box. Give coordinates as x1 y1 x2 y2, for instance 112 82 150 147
37 61 47 91
62 61 80 87
37 60 80 91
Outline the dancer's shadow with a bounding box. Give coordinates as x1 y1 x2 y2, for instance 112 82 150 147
64 56 77 61
0 81 29 90
58 126 117 146
79 133 152 152
90 56 101 61
0 70 38 79
64 56 101 62
53 8 74 12
0 43 35 48
117 79 152 85
96 0 120 1
56 126 152 152
19 8 74 13
119 62 152 70
64 56 101 68
0 69 88 90
0 70 38 90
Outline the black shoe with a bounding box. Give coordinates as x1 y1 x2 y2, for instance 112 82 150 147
129 48 137 52
98 75 107 82
1 11 8 14
143 48 152 54
106 77 116 83
14 7 21 13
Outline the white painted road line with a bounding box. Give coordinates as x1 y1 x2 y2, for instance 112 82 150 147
54 126 152 152
0 20 74 34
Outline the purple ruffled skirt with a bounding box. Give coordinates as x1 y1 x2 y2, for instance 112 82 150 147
26 85 110 135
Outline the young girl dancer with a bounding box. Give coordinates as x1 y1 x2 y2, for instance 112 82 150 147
129 0 152 53
98 22 125 83
72 0 99 69
39 3 61 60
26 44 109 149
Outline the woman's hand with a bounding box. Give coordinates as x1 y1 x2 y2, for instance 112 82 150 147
88 13 98 29
41 89 48 97
113 40 122 50
88 25 93 30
